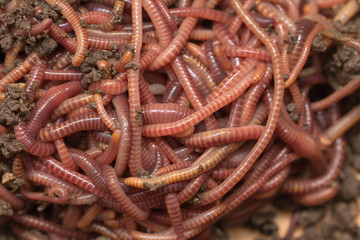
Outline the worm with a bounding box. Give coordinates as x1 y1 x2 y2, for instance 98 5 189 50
45 0 88 66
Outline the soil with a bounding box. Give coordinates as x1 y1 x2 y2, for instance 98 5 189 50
0 199 13 216
0 83 34 126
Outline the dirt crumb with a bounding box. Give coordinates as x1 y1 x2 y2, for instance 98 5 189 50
0 83 34 126
138 167 150 179
286 102 299 122
0 34 14 50
2 173 24 191
0 133 25 159
0 199 13 216
36 37 58 56
298 206 325 226
338 166 360 201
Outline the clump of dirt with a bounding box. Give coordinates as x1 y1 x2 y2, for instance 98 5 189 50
0 34 14 51
1 172 24 191
35 37 58 56
78 50 113 88
0 199 13 216
0 83 34 126
0 133 24 159
248 210 280 239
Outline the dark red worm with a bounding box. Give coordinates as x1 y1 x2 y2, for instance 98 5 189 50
27 81 83 138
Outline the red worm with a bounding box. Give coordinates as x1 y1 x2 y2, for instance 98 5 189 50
169 7 233 24
59 11 112 32
27 81 83 137
45 0 88 66
54 138 78 171
40 156 111 199
0 51 38 92
44 69 84 81
291 185 339 206
94 93 117 132
77 203 103 228
165 193 185 240
11 18 53 36
0 183 24 211
15 120 56 157
204 40 227 84
48 24 77 54
68 148 108 191
96 130 121 165
182 125 265 148
51 94 93 120
26 57 47 102
3 40 24 69
89 80 128 96
221 46 271 61
48 185 69 204
102 165 149 220
90 223 122 240
38 112 116 142
12 214 87 240
155 161 193 176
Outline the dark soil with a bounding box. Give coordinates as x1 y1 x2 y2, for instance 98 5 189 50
0 83 34 126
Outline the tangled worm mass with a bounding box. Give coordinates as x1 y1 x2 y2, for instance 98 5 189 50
0 0 360 239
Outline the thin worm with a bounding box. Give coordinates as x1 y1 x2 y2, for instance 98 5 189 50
77 203 103 228
102 165 149 220
51 94 93 120
27 81 83 138
94 93 117 131
165 193 185 240
44 69 84 81
0 51 38 92
0 183 24 211
12 214 87 240
88 80 128 95
291 185 339 206
96 130 121 165
45 0 88 66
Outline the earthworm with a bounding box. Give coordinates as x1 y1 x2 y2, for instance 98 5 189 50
96 130 121 165
66 94 113 119
95 131 111 144
319 104 360 146
196 0 285 206
97 210 116 221
292 185 339 206
213 23 240 67
27 81 83 137
169 7 233 24
221 46 271 61
288 19 317 70
212 40 233 70
156 161 193 176
48 24 77 53
94 93 117 131
211 169 234 180
0 51 38 92
282 136 345 194
77 203 103 228
48 185 69 204
140 61 261 137
26 58 47 102
54 138 78 171
40 156 111 199
102 165 149 220
51 94 93 120
14 120 56 157
148 0 206 70
88 80 128 95
0 182 24 211
44 69 84 81
137 219 168 232
68 148 108 191
11 154 26 180
38 112 116 142
59 11 111 32
90 223 121 240
333 0 360 26
126 0 143 176
62 205 82 229
254 166 290 196
182 125 265 148
45 0 88 66
165 193 185 240
12 214 87 240
312 75 360 111
11 18 53 36
3 40 24 69
285 23 324 87
249 11 275 27
204 40 227 84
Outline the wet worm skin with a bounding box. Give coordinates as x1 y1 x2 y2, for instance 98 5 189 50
27 81 83 138
1 0 359 238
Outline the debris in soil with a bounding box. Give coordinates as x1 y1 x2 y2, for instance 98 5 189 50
0 83 34 126
1 173 24 191
0 199 13 216
0 34 14 51
78 51 113 88
298 206 326 226
0 133 25 159
337 166 360 201
35 37 58 56
286 102 299 122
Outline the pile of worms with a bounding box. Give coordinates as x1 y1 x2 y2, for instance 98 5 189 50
1 0 360 239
